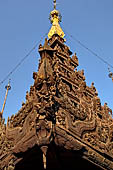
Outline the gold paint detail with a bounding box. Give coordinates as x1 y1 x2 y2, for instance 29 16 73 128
48 1 65 39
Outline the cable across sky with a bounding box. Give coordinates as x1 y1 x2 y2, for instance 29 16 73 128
0 32 48 87
0 30 113 87
64 30 113 70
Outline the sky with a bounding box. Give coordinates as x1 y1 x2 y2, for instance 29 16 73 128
0 0 113 122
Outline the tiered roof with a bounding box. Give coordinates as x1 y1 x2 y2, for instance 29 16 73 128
0 1 113 170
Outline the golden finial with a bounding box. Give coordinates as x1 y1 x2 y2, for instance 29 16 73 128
48 0 65 39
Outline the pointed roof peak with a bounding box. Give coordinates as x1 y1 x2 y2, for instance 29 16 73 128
48 0 65 39
38 38 55 52
44 38 49 48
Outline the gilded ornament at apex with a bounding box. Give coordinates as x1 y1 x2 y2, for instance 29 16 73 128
48 1 65 39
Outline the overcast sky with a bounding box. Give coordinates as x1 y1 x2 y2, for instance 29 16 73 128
0 0 113 121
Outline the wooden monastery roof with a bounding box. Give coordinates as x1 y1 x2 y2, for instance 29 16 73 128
0 34 113 170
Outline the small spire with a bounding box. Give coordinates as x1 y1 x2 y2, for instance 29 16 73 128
53 0 56 10
48 0 65 39
38 38 55 52
0 80 11 120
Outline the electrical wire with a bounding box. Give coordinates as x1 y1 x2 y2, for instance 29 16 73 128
1 28 113 87
0 32 48 87
65 30 113 69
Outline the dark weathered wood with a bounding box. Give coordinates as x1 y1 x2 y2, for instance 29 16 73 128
0 34 113 169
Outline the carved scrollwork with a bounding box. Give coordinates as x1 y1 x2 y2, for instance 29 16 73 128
7 159 15 170
36 119 53 146
55 126 83 151
1 34 113 170
83 149 113 170
0 121 14 158
56 108 66 127
3 159 15 170
97 124 109 143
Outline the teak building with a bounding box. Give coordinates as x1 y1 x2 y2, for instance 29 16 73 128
0 1 113 170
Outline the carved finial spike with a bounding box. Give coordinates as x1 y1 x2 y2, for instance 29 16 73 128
41 146 48 169
53 0 56 9
44 38 48 47
43 153 46 169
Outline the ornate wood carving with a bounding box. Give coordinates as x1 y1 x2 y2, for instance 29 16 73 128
0 35 113 169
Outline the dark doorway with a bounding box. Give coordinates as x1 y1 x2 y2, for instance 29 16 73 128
46 143 102 170
15 145 43 170
15 143 102 170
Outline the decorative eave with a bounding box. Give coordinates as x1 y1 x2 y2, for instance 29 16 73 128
0 0 113 168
